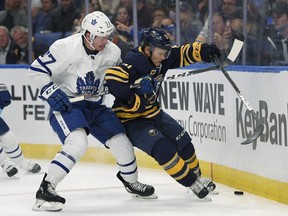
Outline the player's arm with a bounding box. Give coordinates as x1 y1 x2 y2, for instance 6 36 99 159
28 42 71 112
105 63 133 101
105 64 154 112
168 43 221 68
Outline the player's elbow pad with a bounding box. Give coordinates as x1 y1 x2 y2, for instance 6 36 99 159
125 94 142 112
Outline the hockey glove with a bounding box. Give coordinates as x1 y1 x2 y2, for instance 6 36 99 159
0 83 11 109
134 75 157 95
39 82 72 112
200 43 221 63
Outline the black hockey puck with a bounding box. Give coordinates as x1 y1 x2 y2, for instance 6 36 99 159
234 191 244 195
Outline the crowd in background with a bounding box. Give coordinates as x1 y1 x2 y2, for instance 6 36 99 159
0 0 287 66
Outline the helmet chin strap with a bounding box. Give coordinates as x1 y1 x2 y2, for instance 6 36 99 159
84 34 96 50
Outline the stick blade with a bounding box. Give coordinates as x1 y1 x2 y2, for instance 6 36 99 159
226 34 244 63
241 122 264 145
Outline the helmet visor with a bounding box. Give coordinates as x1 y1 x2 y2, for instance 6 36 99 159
150 44 171 59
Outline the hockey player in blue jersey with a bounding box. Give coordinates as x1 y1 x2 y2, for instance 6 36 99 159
0 83 41 177
29 11 156 212
105 27 221 199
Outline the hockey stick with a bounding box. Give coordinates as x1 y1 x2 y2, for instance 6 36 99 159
70 33 244 103
69 88 110 103
213 57 264 145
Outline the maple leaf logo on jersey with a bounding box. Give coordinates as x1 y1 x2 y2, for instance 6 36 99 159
76 71 100 95
91 19 97 25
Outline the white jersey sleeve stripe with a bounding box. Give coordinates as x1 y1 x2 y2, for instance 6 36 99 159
36 58 53 76
29 65 51 76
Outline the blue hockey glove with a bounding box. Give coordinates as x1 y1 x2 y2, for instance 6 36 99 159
0 83 12 109
200 43 221 63
39 82 72 112
134 75 157 95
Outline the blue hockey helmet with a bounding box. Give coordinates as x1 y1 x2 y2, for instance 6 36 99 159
141 27 172 49
140 27 172 58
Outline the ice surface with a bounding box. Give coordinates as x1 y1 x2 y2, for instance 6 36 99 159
0 160 287 216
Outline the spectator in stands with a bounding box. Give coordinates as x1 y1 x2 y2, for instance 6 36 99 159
196 12 230 61
115 0 154 32
31 0 43 19
99 0 120 20
46 0 81 33
0 25 20 64
160 17 176 44
179 1 203 44
111 25 131 59
114 5 131 27
10 25 48 64
225 7 275 65
193 0 209 25
114 0 156 45
89 0 102 12
137 0 154 30
0 0 28 30
270 1 288 65
211 12 230 52
119 0 132 17
221 0 238 19
114 5 133 47
152 7 167 27
196 0 238 43
196 12 229 45
247 0 267 38
10 25 29 63
33 0 58 34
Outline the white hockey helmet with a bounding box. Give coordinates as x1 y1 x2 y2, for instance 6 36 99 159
81 11 113 40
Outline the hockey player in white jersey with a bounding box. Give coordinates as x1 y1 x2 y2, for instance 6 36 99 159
0 83 41 177
28 11 156 212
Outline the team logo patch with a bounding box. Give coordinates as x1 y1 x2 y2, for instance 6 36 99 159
148 129 158 136
91 19 97 25
76 71 100 95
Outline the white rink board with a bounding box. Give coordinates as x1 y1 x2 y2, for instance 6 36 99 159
1 66 288 183
161 68 288 183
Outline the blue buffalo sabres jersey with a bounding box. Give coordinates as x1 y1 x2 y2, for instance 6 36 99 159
29 33 121 102
105 42 204 122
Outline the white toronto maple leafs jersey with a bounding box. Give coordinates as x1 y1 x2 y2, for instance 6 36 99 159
28 33 121 101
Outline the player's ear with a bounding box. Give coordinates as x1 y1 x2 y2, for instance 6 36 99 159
144 46 151 57
84 31 91 42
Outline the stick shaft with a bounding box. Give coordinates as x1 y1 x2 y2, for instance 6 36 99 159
214 58 264 144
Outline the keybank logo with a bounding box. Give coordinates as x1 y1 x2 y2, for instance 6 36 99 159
236 99 288 150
